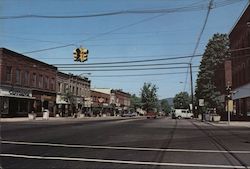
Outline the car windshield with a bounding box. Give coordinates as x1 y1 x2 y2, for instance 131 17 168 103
1 1 250 169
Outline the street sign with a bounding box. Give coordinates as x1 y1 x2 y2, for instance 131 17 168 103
228 100 233 112
199 99 204 106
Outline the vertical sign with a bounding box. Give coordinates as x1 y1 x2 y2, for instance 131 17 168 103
224 60 232 87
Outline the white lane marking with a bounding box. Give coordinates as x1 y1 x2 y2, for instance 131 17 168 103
0 153 248 168
2 140 250 154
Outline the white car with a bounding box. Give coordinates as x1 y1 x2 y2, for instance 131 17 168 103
172 109 193 119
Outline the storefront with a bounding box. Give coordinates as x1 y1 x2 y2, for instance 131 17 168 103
0 86 35 117
56 94 70 117
32 90 56 116
232 83 250 120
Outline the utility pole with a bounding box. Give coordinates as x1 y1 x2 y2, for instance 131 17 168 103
189 63 194 116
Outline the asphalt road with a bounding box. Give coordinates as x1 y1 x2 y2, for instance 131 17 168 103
1 117 250 169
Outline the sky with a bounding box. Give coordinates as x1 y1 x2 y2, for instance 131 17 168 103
0 0 248 99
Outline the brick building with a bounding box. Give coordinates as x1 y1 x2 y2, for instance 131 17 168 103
0 48 57 117
91 88 131 116
90 89 111 116
56 72 91 117
229 4 250 120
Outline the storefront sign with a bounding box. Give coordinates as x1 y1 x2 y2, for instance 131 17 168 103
8 88 32 97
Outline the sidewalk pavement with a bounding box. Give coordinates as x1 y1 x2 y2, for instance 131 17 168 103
207 121 250 128
0 116 142 123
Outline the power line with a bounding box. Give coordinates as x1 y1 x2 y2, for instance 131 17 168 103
0 0 243 19
57 62 190 69
53 54 202 66
21 13 165 54
58 66 199 72
88 71 199 78
13 0 243 54
184 0 213 92
23 44 76 54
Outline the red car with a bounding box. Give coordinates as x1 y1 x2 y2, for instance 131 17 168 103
146 112 157 119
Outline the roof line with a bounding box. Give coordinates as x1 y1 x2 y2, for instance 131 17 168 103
229 2 250 35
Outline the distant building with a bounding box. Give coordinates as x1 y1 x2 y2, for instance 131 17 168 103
91 88 131 115
56 72 91 117
90 89 111 116
0 48 57 117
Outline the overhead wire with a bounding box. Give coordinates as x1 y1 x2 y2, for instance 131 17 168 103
10 0 242 54
183 0 213 92
58 65 199 72
0 0 243 19
53 54 202 66
89 71 199 78
57 62 190 69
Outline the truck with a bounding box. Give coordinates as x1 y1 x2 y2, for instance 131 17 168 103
172 109 193 119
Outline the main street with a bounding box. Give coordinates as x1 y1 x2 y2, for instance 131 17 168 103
1 117 250 169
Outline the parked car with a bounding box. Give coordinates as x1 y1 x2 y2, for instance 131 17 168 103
146 112 157 119
172 109 193 119
121 113 132 117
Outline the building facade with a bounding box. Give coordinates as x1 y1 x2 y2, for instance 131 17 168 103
91 88 131 115
90 90 111 116
0 48 57 117
56 72 91 116
229 4 250 120
111 89 131 110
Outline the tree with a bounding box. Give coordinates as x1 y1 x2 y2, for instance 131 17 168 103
173 92 190 109
140 82 158 113
160 99 171 115
130 94 142 111
195 33 230 113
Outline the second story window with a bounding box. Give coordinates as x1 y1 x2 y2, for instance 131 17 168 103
57 82 61 93
24 71 29 86
31 73 36 87
16 69 21 85
50 78 55 91
39 75 43 88
44 76 48 89
6 66 12 82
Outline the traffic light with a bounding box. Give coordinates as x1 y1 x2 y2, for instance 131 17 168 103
80 48 88 62
73 48 81 61
73 47 88 62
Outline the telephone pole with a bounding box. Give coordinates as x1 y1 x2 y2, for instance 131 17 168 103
189 63 194 116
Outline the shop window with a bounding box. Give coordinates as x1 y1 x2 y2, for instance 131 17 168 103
6 66 12 82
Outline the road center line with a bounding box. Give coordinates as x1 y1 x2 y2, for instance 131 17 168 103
2 140 250 154
0 153 248 168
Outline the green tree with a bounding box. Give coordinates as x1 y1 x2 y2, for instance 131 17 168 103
140 82 158 113
173 92 190 109
160 99 171 115
195 33 230 113
130 94 142 110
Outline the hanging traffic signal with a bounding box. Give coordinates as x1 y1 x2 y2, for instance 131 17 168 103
73 47 88 62
80 48 88 62
73 48 81 61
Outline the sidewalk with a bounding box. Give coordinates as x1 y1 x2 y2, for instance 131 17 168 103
0 116 142 122
207 121 250 128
